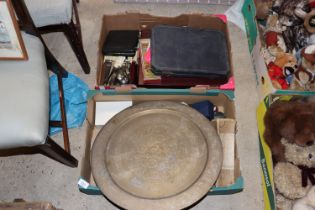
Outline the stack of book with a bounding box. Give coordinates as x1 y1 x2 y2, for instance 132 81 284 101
137 25 230 87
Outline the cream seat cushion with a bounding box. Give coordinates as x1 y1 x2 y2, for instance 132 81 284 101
25 0 73 28
0 32 49 149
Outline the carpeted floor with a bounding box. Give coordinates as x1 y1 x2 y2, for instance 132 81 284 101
0 1 263 209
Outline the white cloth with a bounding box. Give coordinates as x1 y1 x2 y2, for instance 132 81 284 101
0 32 49 149
25 0 73 27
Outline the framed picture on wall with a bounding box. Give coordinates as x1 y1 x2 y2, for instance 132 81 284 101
0 0 28 60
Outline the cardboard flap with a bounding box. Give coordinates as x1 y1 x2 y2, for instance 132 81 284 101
139 14 189 29
86 96 97 125
190 85 210 94
216 118 236 134
188 14 226 32
242 0 257 52
103 13 140 30
115 84 137 93
213 119 237 187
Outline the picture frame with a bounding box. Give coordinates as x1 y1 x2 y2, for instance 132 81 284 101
0 0 28 60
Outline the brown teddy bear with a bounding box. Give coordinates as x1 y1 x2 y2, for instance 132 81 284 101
290 45 315 90
274 138 315 210
267 52 297 89
264 98 315 162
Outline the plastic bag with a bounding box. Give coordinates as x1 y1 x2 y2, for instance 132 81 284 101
49 72 89 135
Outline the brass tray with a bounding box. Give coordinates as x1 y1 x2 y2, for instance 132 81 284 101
91 101 223 210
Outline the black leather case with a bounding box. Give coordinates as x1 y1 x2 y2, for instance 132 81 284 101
151 25 230 79
102 30 139 56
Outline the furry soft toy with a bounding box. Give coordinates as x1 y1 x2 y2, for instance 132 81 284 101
272 0 310 52
272 0 310 25
264 14 287 56
277 187 315 210
283 25 310 53
263 15 298 87
304 0 315 33
274 138 315 210
276 193 294 210
292 186 315 210
264 99 315 162
254 0 274 20
267 52 297 89
290 45 315 90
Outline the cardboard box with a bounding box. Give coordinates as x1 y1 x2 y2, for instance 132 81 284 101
242 0 315 100
256 94 305 210
257 95 277 210
242 1 315 208
0 200 59 210
80 12 242 199
96 13 234 91
78 90 243 196
114 0 237 6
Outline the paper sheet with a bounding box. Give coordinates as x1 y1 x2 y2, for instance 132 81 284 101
95 101 132 125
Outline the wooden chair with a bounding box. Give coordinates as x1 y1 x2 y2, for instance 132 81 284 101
23 0 90 74
0 0 78 168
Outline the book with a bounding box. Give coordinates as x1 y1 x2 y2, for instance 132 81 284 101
138 39 161 84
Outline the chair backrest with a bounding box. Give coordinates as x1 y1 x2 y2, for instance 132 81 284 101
11 0 68 76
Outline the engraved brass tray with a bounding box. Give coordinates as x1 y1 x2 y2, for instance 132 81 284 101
91 101 223 210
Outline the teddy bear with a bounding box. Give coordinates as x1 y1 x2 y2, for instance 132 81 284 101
304 0 315 33
264 98 315 162
264 14 287 56
272 0 309 26
292 186 315 210
267 52 297 89
276 184 315 210
273 138 315 210
254 0 274 20
262 14 299 88
271 0 310 52
290 45 315 90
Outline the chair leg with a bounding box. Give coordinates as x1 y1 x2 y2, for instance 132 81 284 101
56 72 71 153
63 21 90 74
72 0 82 42
38 137 78 167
